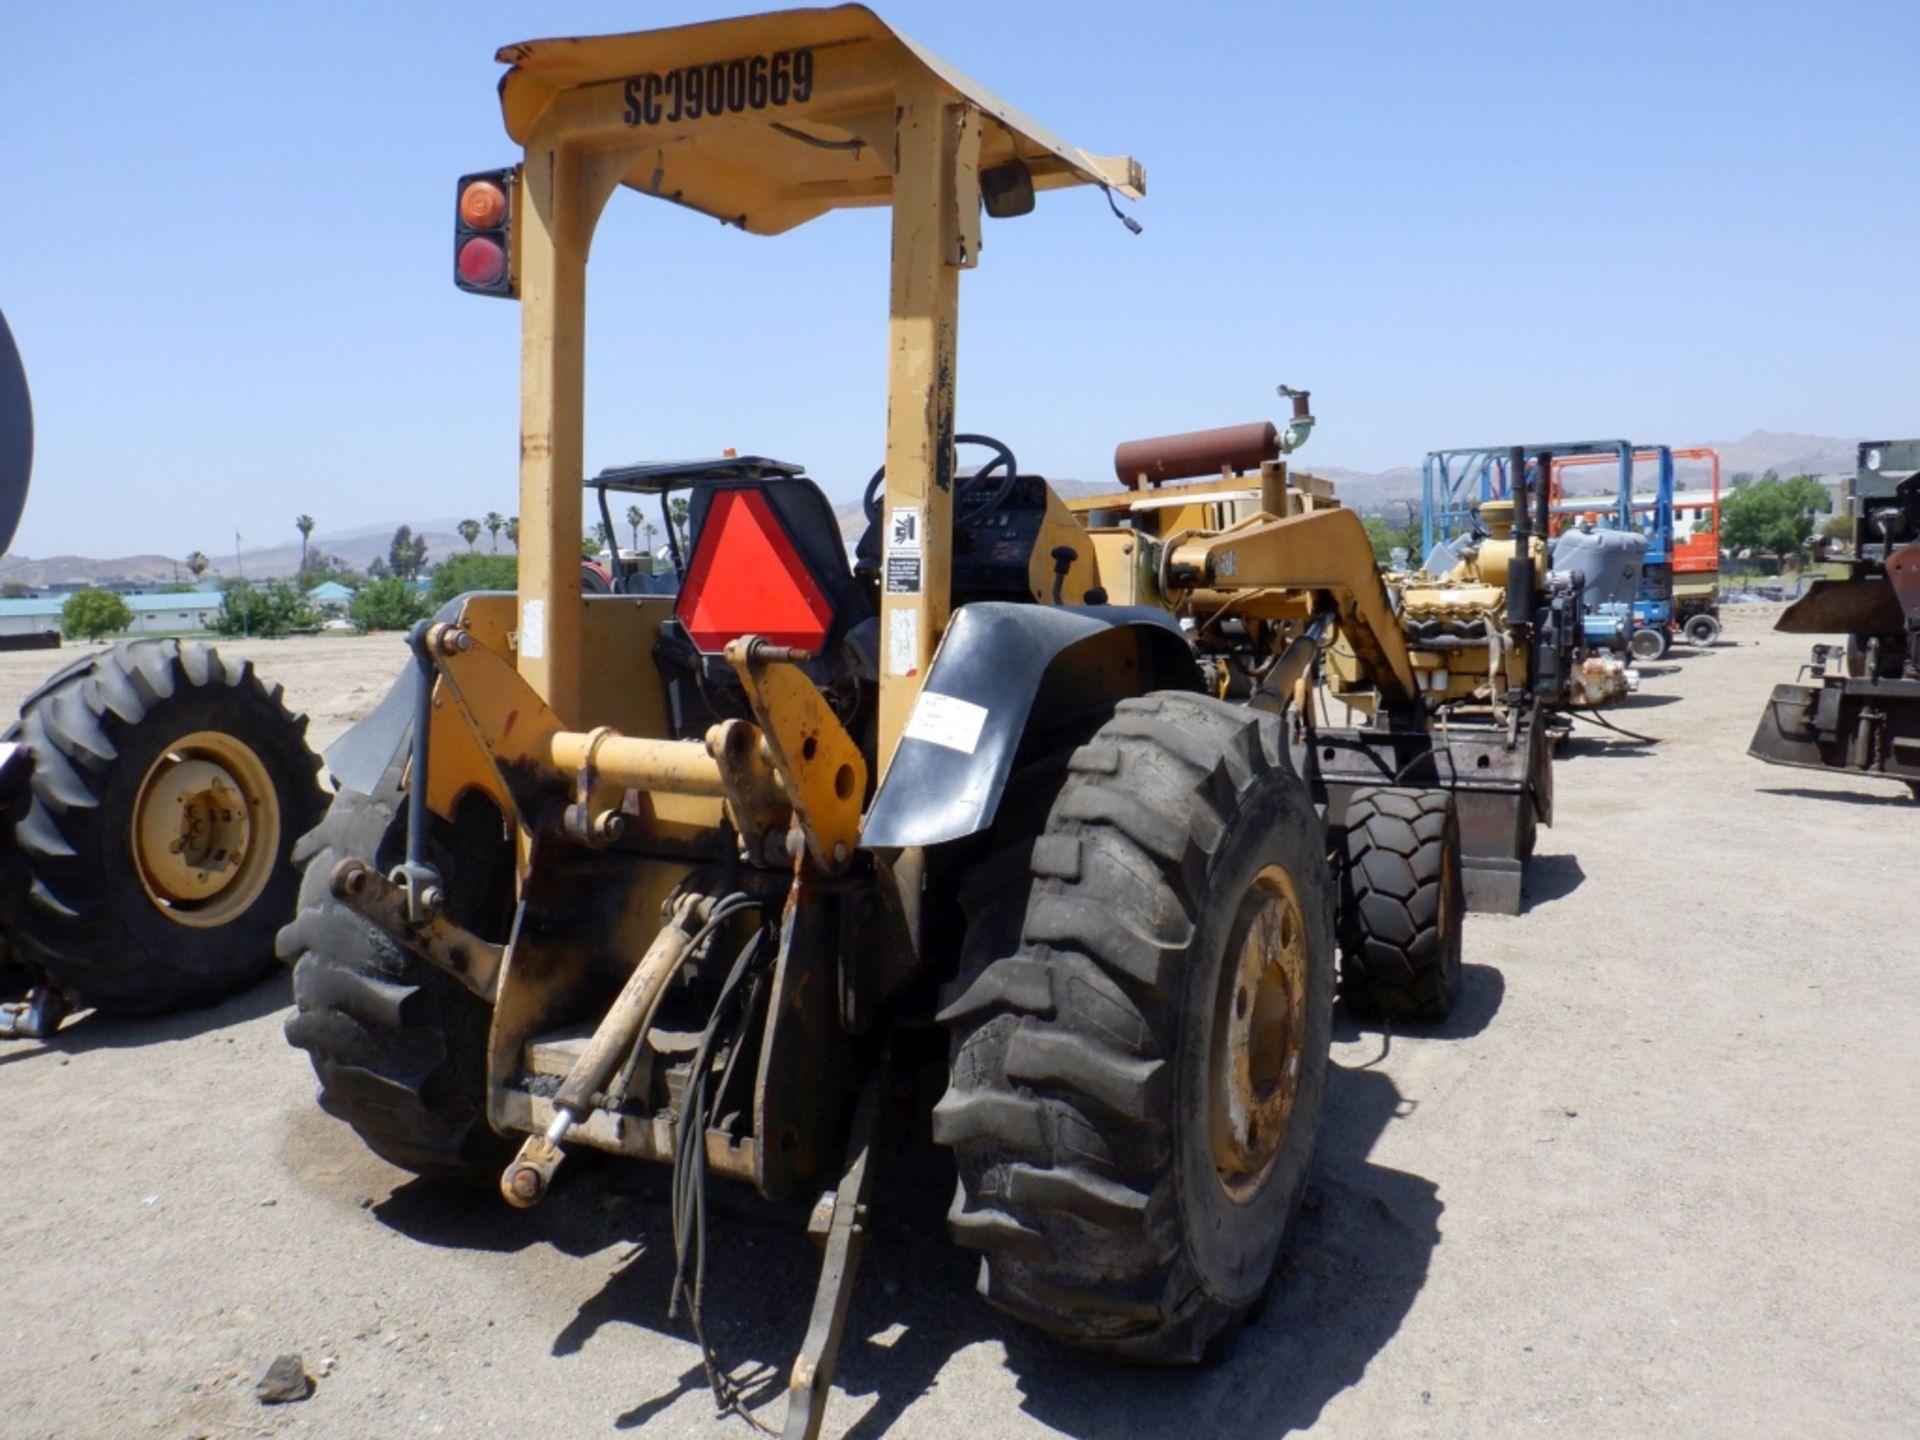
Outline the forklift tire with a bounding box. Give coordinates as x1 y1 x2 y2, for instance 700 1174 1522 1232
934 692 1333 1362
1628 627 1668 661
8 641 323 1014
1683 613 1721 647
1335 787 1463 1023
281 777 513 1180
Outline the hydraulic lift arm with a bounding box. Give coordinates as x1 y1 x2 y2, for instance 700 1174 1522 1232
1167 506 1421 712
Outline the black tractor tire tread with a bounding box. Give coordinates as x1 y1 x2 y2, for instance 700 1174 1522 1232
279 778 509 1180
1336 786 1463 1023
937 691 1332 1361
9 640 323 1013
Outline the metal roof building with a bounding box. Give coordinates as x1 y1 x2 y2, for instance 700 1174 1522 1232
0 591 224 639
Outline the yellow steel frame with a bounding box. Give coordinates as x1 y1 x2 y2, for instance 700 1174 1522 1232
489 7 1142 784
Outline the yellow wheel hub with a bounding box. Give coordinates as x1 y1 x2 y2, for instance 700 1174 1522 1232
131 730 280 928
1209 864 1308 1202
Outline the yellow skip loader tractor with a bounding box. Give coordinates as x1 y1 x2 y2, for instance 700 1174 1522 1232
281 10 1550 1432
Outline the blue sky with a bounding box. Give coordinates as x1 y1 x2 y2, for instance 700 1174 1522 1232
2 0 1914 560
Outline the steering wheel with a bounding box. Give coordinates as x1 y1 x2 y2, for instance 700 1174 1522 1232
863 433 1021 528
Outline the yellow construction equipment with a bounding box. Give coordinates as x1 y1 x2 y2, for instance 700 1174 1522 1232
282 10 1497 1434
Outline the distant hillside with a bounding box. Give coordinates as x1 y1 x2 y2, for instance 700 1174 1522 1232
0 552 188 587
0 434 1869 585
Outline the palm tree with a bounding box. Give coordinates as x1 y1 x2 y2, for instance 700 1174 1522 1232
669 496 691 551
458 518 482 551
591 520 612 554
295 515 315 573
506 516 519 549
626 504 644 550
185 551 210 582
642 521 660 575
485 511 504 552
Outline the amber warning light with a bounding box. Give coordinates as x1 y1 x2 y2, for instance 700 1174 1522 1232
454 168 517 298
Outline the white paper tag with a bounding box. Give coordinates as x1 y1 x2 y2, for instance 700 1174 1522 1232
903 691 989 754
887 608 918 676
520 599 546 659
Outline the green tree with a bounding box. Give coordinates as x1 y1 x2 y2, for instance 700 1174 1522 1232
1362 514 1418 564
427 552 518 607
485 511 505 553
668 496 690 551
1720 474 1831 568
642 520 660 572
2 581 29 599
61 588 132 642
388 525 429 580
505 516 519 549
295 514 316 572
626 503 644 550
1817 513 1852 546
458 518 482 551
185 551 211 582
213 579 321 639
349 577 430 632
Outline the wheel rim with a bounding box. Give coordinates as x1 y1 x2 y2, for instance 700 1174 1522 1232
1209 864 1308 1202
130 729 280 929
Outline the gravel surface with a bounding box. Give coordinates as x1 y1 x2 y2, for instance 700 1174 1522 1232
1 616 1913 1439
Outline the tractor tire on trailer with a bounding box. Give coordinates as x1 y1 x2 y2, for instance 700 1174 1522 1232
1683 613 1721 647
935 692 1334 1361
280 771 514 1181
7 640 323 1014
1335 786 1464 1023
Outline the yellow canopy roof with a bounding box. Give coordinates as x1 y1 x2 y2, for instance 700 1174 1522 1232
495 4 1144 235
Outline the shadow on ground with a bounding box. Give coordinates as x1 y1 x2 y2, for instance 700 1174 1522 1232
1334 962 1504 1047
1557 732 1657 760
1756 785 1917 808
1522 853 1586 912
369 1060 1440 1439
0 968 288 1069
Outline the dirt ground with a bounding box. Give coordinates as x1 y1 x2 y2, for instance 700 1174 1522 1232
0 618 1914 1440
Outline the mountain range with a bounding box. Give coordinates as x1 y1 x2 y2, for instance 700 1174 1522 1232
0 430 1865 587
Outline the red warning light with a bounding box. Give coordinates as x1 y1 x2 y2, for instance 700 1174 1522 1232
457 236 507 287
454 166 516 298
675 490 834 654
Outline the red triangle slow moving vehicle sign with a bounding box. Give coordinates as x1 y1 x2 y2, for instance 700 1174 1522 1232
675 489 834 654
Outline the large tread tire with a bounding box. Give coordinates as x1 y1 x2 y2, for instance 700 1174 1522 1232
0 755 33 997
279 769 512 1181
8 640 323 1014
1335 787 1464 1023
934 692 1334 1362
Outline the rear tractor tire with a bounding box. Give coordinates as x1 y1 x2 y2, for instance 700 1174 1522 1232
1683 613 1721 647
7 640 323 1014
280 773 514 1181
934 692 1334 1362
1335 787 1464 1023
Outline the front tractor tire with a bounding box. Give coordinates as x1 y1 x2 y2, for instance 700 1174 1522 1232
1335 786 1464 1023
280 776 512 1181
8 641 323 1014
934 693 1334 1361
